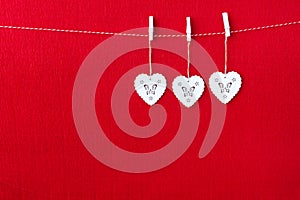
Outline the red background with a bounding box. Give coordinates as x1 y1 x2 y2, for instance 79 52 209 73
0 0 299 199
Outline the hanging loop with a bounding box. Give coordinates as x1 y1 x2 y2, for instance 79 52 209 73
148 16 154 76
222 12 230 74
186 17 191 79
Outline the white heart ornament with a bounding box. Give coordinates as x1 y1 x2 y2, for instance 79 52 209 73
172 75 205 108
209 71 242 104
134 73 167 106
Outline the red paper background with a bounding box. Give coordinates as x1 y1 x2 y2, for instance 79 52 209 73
0 0 299 199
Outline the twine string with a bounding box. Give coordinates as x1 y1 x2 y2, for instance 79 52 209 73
0 21 298 37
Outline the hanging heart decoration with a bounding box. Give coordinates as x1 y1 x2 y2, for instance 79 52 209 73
172 75 205 108
134 73 167 106
209 71 242 104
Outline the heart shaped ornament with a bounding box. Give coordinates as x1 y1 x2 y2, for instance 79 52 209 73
172 75 205 108
134 73 167 106
209 71 242 104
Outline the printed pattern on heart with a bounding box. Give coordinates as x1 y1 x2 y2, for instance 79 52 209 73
172 75 205 108
134 73 167 106
209 71 242 104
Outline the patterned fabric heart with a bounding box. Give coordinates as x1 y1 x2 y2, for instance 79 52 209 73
134 73 167 106
172 75 205 108
209 71 242 104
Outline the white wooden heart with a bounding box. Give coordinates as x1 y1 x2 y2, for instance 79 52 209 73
209 71 242 104
134 73 167 106
172 75 205 108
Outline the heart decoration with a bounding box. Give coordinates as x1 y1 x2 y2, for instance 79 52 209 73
209 71 242 104
134 73 167 106
172 75 205 108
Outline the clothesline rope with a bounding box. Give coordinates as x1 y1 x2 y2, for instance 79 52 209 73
0 21 299 37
